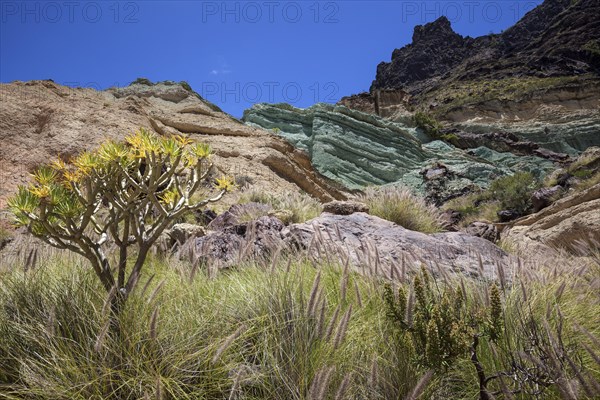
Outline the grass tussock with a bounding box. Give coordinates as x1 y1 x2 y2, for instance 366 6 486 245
359 186 445 233
236 187 323 224
0 241 599 399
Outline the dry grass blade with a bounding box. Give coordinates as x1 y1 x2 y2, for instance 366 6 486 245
333 305 352 349
334 372 352 400
94 319 110 353
189 261 200 283
406 369 434 400
212 324 247 365
576 324 600 349
308 271 322 316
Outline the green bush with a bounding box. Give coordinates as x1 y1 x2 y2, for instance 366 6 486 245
488 171 537 214
414 112 442 138
360 186 445 233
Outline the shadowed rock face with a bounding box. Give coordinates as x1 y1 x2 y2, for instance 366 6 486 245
243 102 555 198
371 0 600 93
0 80 346 209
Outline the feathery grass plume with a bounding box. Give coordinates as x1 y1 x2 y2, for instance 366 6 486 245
316 366 335 400
212 323 247 365
333 305 353 349
149 306 160 340
334 372 352 400
156 376 164 400
316 297 328 338
369 356 379 387
340 263 349 303
325 305 341 342
406 370 434 400
308 369 322 399
489 283 503 342
307 271 322 317
141 274 156 296
496 262 506 290
353 279 363 308
147 279 167 304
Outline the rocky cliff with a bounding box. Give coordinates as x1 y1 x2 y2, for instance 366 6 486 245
340 0 600 155
243 102 555 201
371 0 600 93
0 80 346 211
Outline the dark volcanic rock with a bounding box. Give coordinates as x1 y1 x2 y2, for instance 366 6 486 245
531 185 563 212
192 216 285 267
498 210 522 222
179 212 514 278
465 222 500 243
373 16 469 91
371 0 600 92
322 200 369 215
443 128 571 162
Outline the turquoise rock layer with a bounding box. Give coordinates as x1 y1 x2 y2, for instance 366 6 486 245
243 103 555 193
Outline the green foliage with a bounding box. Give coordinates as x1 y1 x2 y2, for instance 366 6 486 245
383 268 474 370
360 186 445 233
445 172 538 225
0 245 599 398
413 112 442 138
582 40 600 57
8 129 231 302
0 255 423 399
439 133 459 144
488 171 537 214
130 77 153 86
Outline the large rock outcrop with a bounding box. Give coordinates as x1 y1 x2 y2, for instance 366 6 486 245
502 183 600 253
187 211 513 279
0 80 346 210
243 103 555 197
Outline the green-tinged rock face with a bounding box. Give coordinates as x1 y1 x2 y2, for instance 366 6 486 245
243 103 556 197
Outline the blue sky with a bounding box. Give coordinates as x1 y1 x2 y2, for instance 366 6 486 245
1 0 543 117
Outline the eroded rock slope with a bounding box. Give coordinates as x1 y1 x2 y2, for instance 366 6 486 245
0 80 346 210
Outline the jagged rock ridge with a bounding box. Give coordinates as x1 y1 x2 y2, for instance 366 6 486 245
371 0 600 93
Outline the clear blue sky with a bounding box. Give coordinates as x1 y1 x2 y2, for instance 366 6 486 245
1 0 543 117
